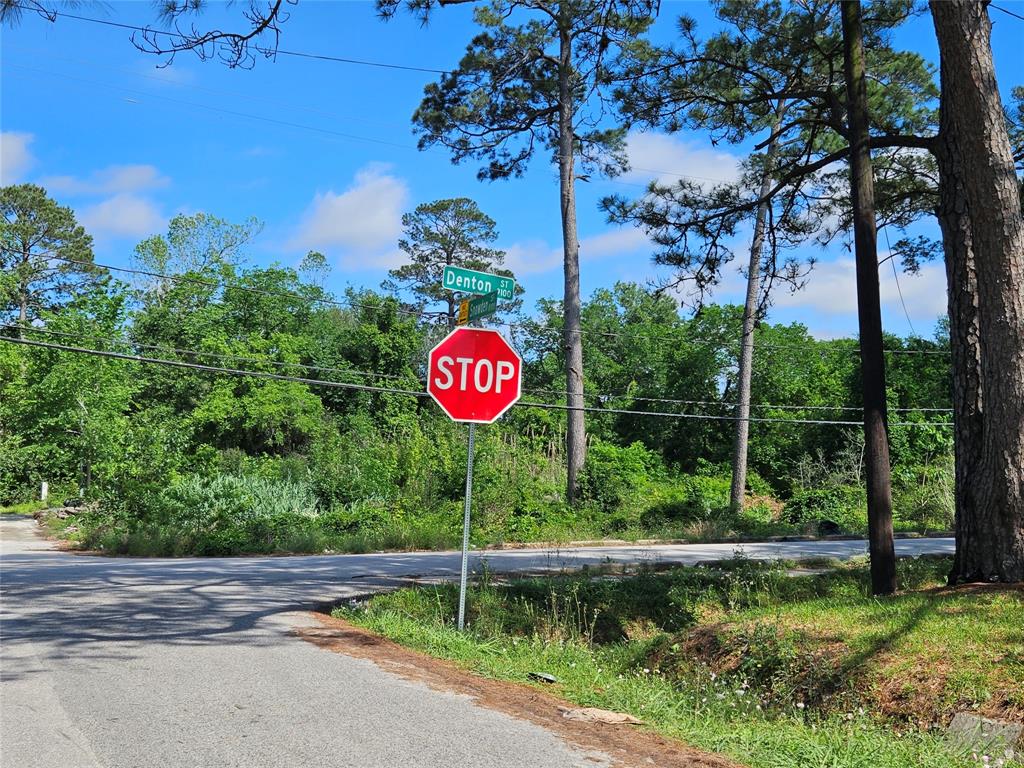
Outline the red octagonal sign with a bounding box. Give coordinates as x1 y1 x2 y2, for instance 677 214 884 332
427 328 522 424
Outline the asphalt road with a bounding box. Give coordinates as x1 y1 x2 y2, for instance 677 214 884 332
0 515 954 768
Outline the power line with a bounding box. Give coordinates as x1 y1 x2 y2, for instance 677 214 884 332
534 399 949 427
4 64 416 152
0 334 952 427
991 4 1024 22
8 324 951 414
1 324 412 383
529 387 951 413
3 45 410 133
6 63 736 193
47 253 951 357
6 4 453 74
5 7 749 189
0 334 427 397
882 225 917 337
46 253 441 323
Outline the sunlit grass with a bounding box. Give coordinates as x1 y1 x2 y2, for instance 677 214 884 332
340 557 1022 768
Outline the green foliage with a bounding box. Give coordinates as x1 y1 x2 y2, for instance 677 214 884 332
0 191 953 554
383 197 521 323
580 439 662 514
892 459 954 532
785 486 867 533
641 475 732 527
308 416 402 507
0 432 33 505
1 183 100 326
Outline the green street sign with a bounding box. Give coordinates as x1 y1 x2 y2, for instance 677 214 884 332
456 291 499 326
469 291 499 322
442 265 516 300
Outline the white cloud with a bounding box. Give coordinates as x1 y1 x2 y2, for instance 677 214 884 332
41 165 170 197
774 257 948 326
503 227 650 276
1 131 35 185
78 193 166 239
503 239 562 275
581 227 649 259
287 164 409 269
623 131 742 186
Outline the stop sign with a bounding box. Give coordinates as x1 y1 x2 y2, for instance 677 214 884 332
427 328 522 423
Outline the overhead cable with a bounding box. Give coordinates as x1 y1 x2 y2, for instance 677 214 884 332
9 324 952 414
0 324 411 382
0 334 953 428
48 254 951 356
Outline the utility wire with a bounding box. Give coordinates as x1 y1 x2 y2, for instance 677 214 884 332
0 334 953 427
882 225 917 337
991 3 1024 22
0 334 427 397
49 254 951 357
5 64 416 152
6 4 453 74
0 324 412 383
5 63 738 192
3 45 410 133
526 387 951 413
7 324 952 414
46 253 438 322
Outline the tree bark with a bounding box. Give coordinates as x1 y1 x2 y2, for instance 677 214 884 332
932 0 1024 583
446 252 456 330
558 20 586 504
730 109 785 512
841 0 897 596
934 109 986 585
18 247 29 340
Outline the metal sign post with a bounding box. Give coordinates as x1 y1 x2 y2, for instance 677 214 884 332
428 303 522 632
457 423 476 631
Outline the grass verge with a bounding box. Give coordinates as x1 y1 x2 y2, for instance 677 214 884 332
337 555 1022 768
0 500 45 515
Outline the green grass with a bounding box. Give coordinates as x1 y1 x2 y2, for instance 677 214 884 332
338 557 1022 768
0 500 45 515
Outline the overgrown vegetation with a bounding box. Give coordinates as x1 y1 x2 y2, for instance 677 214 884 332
339 556 1023 768
1 206 954 556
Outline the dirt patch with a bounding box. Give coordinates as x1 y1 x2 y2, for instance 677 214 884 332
295 612 742 768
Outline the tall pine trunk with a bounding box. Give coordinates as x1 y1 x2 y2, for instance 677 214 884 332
730 109 784 512
18 247 29 340
558 22 586 504
841 0 896 596
932 0 1024 583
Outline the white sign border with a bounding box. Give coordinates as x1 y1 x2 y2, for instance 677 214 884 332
426 327 523 424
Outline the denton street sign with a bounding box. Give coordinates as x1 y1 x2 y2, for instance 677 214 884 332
442 265 516 300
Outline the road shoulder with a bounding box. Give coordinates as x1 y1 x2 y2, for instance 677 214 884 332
297 612 740 768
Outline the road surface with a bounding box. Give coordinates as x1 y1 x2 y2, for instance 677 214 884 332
0 514 954 767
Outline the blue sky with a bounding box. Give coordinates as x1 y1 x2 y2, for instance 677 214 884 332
2 1 1022 340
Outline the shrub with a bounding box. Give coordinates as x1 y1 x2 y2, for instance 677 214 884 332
892 461 953 532
0 433 34 505
580 440 663 514
785 486 867 534
308 418 399 507
735 497 780 533
319 497 393 536
640 474 732 527
104 474 323 555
